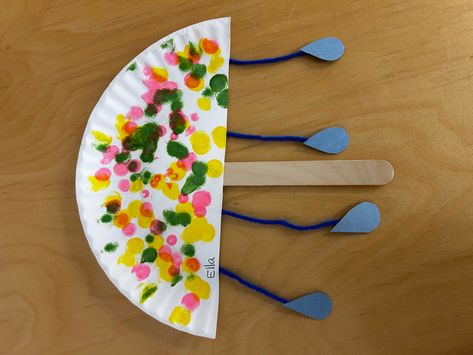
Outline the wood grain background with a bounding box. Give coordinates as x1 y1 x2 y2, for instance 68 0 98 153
2 0 473 353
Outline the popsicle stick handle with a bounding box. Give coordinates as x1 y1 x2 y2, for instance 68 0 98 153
223 160 394 186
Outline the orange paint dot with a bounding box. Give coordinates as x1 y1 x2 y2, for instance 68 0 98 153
150 174 164 188
158 248 172 262
168 265 180 277
185 257 200 272
139 203 153 217
202 38 219 54
184 73 201 89
95 168 111 181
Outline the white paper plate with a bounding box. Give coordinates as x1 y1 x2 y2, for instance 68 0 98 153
76 18 230 338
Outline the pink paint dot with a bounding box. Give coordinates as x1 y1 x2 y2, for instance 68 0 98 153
179 152 197 171
190 113 199 121
132 263 151 281
172 251 182 267
128 106 144 121
194 206 207 217
142 189 150 198
122 223 136 236
167 234 177 246
181 293 200 311
100 145 119 165
178 194 189 203
192 190 212 209
118 179 130 192
185 126 196 136
114 163 129 176
164 51 179 65
170 133 178 140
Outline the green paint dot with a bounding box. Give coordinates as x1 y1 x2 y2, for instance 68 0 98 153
100 214 113 223
140 283 157 303
192 161 208 176
145 104 157 117
171 99 183 112
202 87 213 97
171 274 183 287
210 74 228 92
191 64 206 79
126 62 137 71
145 234 155 243
167 141 189 160
180 243 195 257
96 143 108 152
177 212 191 227
115 152 130 163
104 242 118 252
130 173 140 182
178 56 192 71
216 89 228 108
141 247 157 263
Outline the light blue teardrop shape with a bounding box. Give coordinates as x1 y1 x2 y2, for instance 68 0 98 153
304 127 349 154
300 37 345 61
284 292 332 320
331 202 380 233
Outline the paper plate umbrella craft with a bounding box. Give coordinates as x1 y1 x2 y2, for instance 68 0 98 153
76 18 393 338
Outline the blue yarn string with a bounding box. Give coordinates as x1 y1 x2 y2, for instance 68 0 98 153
219 266 289 304
222 209 340 231
230 51 305 65
227 131 307 142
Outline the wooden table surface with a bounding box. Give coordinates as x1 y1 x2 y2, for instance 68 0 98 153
2 0 473 353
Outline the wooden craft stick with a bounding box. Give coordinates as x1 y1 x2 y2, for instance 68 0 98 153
223 160 394 186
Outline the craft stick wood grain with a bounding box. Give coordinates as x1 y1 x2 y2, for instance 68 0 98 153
224 160 394 186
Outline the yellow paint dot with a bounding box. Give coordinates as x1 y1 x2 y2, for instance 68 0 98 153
130 179 143 193
197 97 211 111
156 258 173 282
138 215 154 229
190 131 211 155
118 252 136 267
184 275 210 299
113 210 130 229
92 130 112 145
161 182 179 200
151 66 168 82
206 159 223 178
126 238 144 254
169 306 191 326
211 126 226 149
89 176 110 192
182 217 215 243
148 235 164 249
208 55 224 74
126 200 142 218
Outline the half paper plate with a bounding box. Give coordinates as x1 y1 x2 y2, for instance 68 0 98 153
76 18 230 338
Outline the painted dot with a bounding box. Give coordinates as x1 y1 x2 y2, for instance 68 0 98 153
128 106 144 120
211 126 227 149
114 163 129 176
190 113 199 121
185 126 196 136
194 207 207 217
182 293 200 311
132 263 151 281
118 179 130 192
122 223 136 236
142 189 150 198
170 133 178 140
179 194 189 203
172 251 182 267
192 190 211 209
167 234 177 246
197 97 211 111
95 168 111 181
140 202 153 217
206 159 223 178
190 131 211 155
